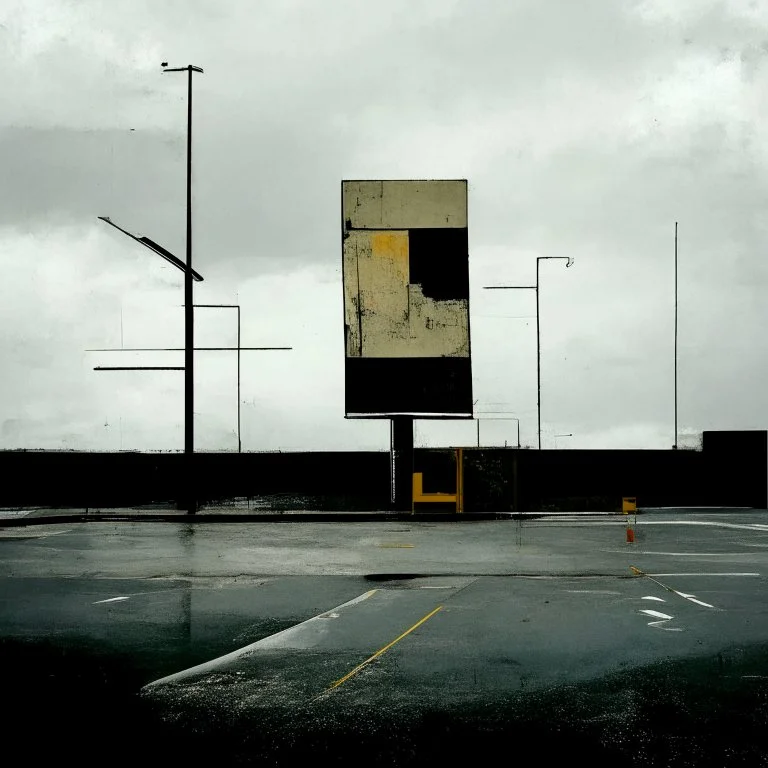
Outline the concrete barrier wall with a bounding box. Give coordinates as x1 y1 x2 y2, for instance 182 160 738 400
0 430 764 511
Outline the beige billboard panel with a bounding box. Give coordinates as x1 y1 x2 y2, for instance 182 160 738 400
343 180 467 230
343 229 470 358
342 179 472 417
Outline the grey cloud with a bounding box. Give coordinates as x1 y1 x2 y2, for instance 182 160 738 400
2 0 768 452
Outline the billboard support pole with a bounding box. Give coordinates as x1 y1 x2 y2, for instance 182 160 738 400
391 416 414 512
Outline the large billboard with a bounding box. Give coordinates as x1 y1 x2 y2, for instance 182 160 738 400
342 179 472 418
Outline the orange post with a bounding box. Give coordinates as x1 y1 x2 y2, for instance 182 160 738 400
456 448 464 514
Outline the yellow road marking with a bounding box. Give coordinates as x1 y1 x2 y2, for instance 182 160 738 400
630 565 672 592
630 565 673 592
326 605 444 692
630 565 716 608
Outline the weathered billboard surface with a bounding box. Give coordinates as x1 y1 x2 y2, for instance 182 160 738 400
342 180 472 418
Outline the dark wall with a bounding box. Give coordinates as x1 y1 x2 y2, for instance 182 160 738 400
0 451 390 509
0 430 764 511
702 431 768 508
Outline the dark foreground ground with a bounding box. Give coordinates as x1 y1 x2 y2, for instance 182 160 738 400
2 510 768 766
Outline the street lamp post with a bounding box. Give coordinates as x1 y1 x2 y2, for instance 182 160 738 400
484 256 572 450
674 221 678 450
163 63 204 513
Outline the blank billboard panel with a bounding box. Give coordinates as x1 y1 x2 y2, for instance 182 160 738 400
342 179 472 418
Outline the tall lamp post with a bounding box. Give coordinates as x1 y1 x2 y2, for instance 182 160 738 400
484 256 573 450
673 221 678 450
162 63 204 513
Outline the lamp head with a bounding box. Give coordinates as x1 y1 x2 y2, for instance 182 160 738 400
566 257 574 267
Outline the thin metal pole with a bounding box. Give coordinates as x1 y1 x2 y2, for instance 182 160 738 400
536 259 541 450
477 419 480 447
484 256 570 452
185 65 195 512
191 304 244 452
674 221 678 450
237 305 241 453
517 419 520 449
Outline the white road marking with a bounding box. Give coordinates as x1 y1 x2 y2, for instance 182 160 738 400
631 566 718 609
636 521 768 532
647 620 684 632
93 596 130 604
143 589 378 688
641 596 666 602
0 528 72 539
555 521 768 531
675 592 715 608
621 552 756 557
650 572 759 577
639 608 684 631
640 609 674 619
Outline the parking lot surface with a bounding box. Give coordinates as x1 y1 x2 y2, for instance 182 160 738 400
2 510 767 766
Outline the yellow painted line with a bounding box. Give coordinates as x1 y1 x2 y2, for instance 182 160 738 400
326 605 444 692
378 543 415 548
630 565 673 592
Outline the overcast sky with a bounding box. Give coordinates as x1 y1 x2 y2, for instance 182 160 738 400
2 0 767 453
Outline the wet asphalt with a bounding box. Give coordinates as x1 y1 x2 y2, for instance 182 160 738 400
2 511 768 766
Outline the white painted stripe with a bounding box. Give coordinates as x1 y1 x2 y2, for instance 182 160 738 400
650 572 760 577
546 521 768 531
647 620 683 632
93 596 130 604
0 528 73 538
144 589 378 688
640 609 674 619
636 521 768 532
669 590 715 608
641 596 666 602
681 596 715 608
629 552 755 557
